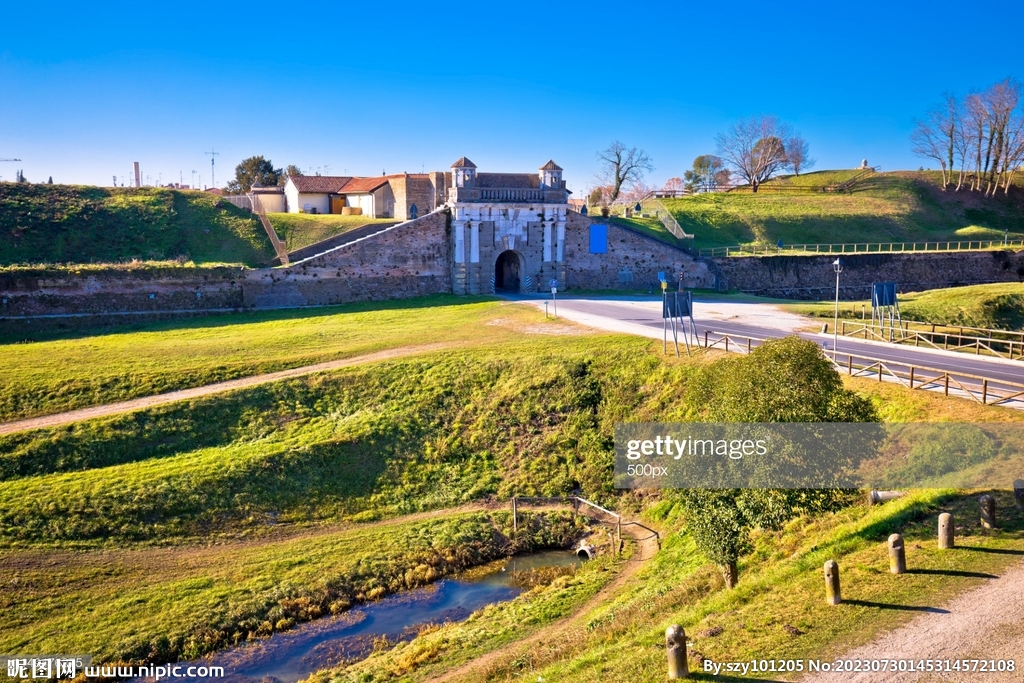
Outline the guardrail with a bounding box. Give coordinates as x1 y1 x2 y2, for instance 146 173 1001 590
699 239 1024 258
695 328 1024 407
840 321 1024 361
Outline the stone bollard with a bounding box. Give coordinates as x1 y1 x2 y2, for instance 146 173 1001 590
824 560 841 605
888 534 907 574
1014 479 1024 509
869 490 906 505
980 495 996 529
938 513 954 549
666 625 689 679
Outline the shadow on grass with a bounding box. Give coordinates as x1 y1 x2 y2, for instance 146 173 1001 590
844 599 949 613
689 674 787 682
907 568 998 578
956 545 1024 555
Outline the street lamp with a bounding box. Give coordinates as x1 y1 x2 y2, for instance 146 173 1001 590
832 258 843 360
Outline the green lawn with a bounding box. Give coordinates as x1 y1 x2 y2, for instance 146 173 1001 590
606 215 689 248
267 213 396 251
0 296 567 422
661 171 1024 250
0 185 275 266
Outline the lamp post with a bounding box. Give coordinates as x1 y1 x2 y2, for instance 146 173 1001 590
833 258 843 361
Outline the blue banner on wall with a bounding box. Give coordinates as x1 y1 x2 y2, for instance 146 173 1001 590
589 224 608 254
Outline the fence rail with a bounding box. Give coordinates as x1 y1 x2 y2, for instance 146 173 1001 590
512 496 660 550
840 321 1024 361
699 239 1024 258
695 328 1024 407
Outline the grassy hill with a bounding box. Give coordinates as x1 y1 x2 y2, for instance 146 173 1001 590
2 297 1023 677
267 213 396 252
664 170 1024 250
0 184 276 267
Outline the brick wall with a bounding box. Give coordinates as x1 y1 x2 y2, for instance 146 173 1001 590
562 212 715 290
713 250 1024 299
0 267 244 317
242 209 451 307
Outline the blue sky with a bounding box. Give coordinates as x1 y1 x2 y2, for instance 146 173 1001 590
1 0 1021 192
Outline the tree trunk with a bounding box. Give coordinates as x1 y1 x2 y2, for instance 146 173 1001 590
721 562 738 588
751 179 759 194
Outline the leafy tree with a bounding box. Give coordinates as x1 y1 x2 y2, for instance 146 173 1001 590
683 155 728 193
225 156 281 194
596 141 654 203
280 164 303 186
675 337 877 587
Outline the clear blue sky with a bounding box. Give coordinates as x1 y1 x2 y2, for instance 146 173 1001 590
2 0 1021 193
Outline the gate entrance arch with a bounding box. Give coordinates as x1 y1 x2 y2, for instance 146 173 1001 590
494 250 525 292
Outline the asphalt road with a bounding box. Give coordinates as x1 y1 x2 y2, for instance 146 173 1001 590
514 294 1024 404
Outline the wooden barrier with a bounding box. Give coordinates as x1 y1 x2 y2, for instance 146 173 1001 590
980 495 996 529
938 513 954 549
666 625 689 679
888 534 907 574
824 560 841 605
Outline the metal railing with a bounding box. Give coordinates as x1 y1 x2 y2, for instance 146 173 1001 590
695 328 1024 407
840 320 1024 361
251 195 290 265
512 496 660 551
699 239 1024 258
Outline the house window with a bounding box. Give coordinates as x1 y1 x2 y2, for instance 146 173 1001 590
589 224 607 254
409 204 418 219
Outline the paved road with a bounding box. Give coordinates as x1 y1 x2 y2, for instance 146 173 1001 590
514 294 1024 405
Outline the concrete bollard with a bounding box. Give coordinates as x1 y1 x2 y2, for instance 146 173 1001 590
666 624 689 679
869 490 906 505
888 534 907 574
1013 479 1024 509
980 495 996 529
824 560 841 605
938 513 954 549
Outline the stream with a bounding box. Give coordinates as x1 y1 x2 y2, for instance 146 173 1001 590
148 550 582 683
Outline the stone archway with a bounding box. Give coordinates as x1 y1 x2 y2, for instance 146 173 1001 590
494 250 525 292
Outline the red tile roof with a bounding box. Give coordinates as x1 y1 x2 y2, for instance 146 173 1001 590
289 175 352 193
340 177 390 193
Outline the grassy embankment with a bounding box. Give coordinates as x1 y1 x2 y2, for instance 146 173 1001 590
267 213 395 252
661 170 1024 251
3 299 1023 678
0 184 274 266
783 282 1024 331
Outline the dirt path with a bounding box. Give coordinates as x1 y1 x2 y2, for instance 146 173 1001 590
427 520 661 683
0 343 451 436
801 557 1024 683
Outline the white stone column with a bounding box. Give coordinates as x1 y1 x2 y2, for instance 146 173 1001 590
556 222 565 262
543 223 552 262
470 222 479 263
453 220 466 263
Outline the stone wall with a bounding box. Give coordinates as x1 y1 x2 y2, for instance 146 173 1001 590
713 250 1024 299
562 212 715 290
0 267 244 317
242 209 450 307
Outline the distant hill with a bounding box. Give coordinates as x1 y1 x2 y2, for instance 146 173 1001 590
664 170 1024 250
0 184 275 267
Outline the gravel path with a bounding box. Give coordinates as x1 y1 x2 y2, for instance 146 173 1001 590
0 343 450 436
801 557 1024 683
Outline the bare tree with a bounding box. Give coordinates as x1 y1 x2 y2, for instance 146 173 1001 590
716 116 792 192
786 135 815 175
663 176 684 191
983 79 1021 196
596 141 654 203
965 92 989 191
911 113 951 188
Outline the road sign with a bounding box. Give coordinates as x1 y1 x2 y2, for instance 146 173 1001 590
551 287 557 294
550 279 558 288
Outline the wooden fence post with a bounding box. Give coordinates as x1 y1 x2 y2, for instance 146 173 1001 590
1014 479 1024 509
512 496 518 533
888 534 906 574
824 560 841 605
980 495 996 529
938 512 954 549
666 625 689 679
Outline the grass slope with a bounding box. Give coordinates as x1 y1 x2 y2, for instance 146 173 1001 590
664 171 1024 250
0 184 275 266
785 282 1024 330
267 213 395 252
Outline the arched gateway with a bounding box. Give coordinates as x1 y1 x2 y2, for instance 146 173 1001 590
494 250 524 292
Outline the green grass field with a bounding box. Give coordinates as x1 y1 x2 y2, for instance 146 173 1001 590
4 298 1024 679
606 215 689 247
267 213 396 252
785 282 1024 331
0 184 275 266
662 171 1024 250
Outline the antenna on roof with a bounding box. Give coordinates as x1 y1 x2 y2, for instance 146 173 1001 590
382 169 385 176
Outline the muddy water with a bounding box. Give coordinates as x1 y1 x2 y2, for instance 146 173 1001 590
151 550 582 683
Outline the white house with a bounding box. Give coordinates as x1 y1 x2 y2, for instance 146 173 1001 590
283 175 395 217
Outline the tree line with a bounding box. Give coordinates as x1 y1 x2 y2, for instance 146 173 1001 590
911 78 1023 196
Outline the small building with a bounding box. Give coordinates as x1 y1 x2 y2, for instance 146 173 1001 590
281 173 450 219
